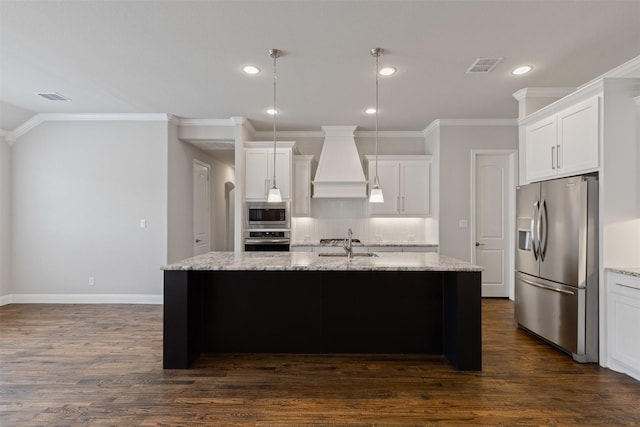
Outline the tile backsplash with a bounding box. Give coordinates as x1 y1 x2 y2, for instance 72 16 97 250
292 199 438 243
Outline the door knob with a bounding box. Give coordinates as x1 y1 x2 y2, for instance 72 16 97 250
475 242 485 247
196 239 202 243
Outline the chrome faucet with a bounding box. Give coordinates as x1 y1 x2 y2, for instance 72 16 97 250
343 228 353 260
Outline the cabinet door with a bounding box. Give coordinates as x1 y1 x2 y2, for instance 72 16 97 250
271 150 291 200
245 149 269 199
558 97 599 176
369 161 400 215
607 274 640 381
525 116 558 182
401 160 430 215
293 157 311 216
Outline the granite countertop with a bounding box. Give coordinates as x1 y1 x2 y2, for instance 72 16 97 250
291 241 439 248
605 267 640 278
163 251 481 272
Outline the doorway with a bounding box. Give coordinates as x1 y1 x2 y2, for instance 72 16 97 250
471 150 516 298
193 160 211 256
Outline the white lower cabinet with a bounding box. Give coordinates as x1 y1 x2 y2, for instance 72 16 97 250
606 272 640 382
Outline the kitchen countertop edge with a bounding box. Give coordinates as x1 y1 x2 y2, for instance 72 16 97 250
605 267 640 278
290 242 439 248
163 251 481 272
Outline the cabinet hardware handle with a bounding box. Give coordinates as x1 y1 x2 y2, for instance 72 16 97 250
551 146 556 169
556 144 561 169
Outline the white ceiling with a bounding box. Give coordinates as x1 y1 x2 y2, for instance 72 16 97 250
1 0 639 132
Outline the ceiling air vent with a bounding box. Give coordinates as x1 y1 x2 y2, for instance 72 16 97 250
36 92 72 101
466 57 503 74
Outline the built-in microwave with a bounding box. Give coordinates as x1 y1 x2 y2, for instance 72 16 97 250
245 202 290 229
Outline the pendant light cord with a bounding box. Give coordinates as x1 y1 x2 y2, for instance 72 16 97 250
375 50 379 180
272 52 277 188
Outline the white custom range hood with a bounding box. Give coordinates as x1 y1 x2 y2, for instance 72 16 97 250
312 126 368 198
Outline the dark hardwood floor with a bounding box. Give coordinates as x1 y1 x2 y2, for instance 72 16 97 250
1 299 639 425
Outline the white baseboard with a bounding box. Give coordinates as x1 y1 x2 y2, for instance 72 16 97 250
0 293 162 306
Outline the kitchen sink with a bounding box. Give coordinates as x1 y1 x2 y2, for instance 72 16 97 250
317 252 378 257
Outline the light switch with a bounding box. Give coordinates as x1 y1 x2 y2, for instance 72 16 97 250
140 219 147 228
459 219 468 229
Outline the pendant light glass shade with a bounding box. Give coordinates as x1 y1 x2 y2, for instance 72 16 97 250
268 48 283 203
267 187 282 202
369 176 384 203
369 47 384 204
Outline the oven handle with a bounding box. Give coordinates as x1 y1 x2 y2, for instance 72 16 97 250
244 239 290 244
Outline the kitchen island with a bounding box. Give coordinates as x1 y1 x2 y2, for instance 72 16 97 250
163 252 482 371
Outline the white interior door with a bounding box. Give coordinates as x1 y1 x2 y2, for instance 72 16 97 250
473 152 514 298
193 160 211 256
225 181 235 251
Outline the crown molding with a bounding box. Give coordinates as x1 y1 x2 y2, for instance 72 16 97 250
180 118 235 127
11 113 172 141
578 54 640 89
422 118 517 137
512 87 575 101
0 129 15 145
251 129 426 139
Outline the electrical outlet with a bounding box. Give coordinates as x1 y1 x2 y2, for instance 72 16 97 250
88 276 95 286
459 220 468 229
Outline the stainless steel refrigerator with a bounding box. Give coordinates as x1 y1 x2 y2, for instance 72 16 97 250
515 174 598 362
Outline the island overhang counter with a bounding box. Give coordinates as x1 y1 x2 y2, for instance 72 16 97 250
162 252 483 371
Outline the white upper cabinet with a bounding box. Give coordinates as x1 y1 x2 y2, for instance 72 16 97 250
558 97 600 174
244 142 294 200
525 97 599 182
366 155 431 216
525 116 558 181
292 155 314 217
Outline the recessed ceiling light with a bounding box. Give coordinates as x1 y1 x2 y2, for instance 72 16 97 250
365 108 376 115
379 67 397 76
512 65 533 75
243 65 260 75
267 108 278 115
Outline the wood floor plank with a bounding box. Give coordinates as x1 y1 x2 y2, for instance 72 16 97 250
1 300 639 425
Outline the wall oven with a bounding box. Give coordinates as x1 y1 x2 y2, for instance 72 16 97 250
245 202 290 229
244 230 290 252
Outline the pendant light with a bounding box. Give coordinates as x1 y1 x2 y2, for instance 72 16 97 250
369 47 384 203
267 48 283 203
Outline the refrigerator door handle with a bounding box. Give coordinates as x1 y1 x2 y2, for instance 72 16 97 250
540 199 549 260
520 278 575 295
530 201 539 260
536 200 545 261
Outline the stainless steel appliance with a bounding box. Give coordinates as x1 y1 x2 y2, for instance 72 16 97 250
244 230 290 252
245 202 290 229
515 174 598 362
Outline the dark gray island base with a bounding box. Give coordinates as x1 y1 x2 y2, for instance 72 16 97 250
163 252 482 371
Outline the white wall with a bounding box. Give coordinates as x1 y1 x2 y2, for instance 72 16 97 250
167 123 235 263
438 124 518 261
0 135 11 300
11 120 168 300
